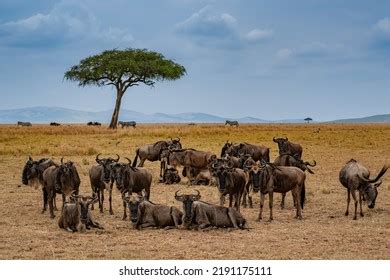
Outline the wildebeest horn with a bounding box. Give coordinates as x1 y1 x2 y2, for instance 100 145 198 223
174 190 184 201
285 137 288 141
114 154 120 162
60 157 64 164
305 160 316 167
227 160 234 169
125 157 132 164
192 189 201 201
211 162 218 169
260 159 267 167
28 155 33 161
88 192 99 204
359 165 389 183
273 137 277 142
96 153 102 163
176 137 180 142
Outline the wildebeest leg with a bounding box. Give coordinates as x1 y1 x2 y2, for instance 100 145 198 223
109 185 114 215
242 183 248 208
294 187 302 219
258 193 265 221
122 201 127 220
138 158 145 167
48 190 55 219
220 194 225 206
91 187 95 210
100 189 105 213
351 190 358 220
62 193 66 209
345 189 350 216
42 188 48 213
54 193 58 211
280 192 286 209
268 191 274 222
358 191 364 217
228 210 239 229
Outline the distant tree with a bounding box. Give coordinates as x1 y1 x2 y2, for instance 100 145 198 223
304 117 313 124
64 48 186 129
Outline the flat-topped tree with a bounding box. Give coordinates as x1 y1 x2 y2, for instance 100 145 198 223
304 117 313 124
64 48 186 129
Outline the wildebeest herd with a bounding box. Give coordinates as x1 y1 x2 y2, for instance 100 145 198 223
21 136 389 232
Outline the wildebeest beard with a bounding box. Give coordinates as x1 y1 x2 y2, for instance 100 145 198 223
55 166 73 193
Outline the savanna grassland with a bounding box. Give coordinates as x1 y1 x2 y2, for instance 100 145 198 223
0 124 389 260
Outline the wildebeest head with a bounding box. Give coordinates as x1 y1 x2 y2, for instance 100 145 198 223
211 160 234 193
96 153 120 183
248 162 263 192
273 137 289 154
110 162 127 191
22 156 38 185
174 190 201 223
123 195 143 225
55 158 75 193
168 137 182 150
220 140 233 157
358 171 387 209
290 154 316 174
71 192 98 224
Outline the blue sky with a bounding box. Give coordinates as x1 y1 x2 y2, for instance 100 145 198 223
0 0 389 121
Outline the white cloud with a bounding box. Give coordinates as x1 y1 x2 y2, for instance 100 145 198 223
276 48 293 60
244 29 273 42
374 17 390 34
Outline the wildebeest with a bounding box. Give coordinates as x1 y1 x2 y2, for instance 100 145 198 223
162 167 181 184
210 159 246 212
89 154 120 214
132 138 182 176
225 120 239 126
273 154 316 209
50 122 60 126
87 121 101 126
119 121 136 128
339 159 388 220
58 192 103 232
273 137 303 159
42 158 80 219
254 162 306 221
182 166 211 185
123 195 183 229
174 190 247 230
221 141 270 163
111 158 152 220
167 148 216 171
17 121 32 126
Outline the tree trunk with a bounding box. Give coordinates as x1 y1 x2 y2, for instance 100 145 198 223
109 89 124 129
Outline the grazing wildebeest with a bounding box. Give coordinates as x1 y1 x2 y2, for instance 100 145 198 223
123 195 183 230
174 190 247 230
221 141 270 163
162 167 181 184
58 192 103 232
132 138 182 174
339 159 389 220
210 159 246 212
42 158 80 219
255 162 306 221
89 154 120 214
273 137 303 159
273 154 316 209
119 121 136 128
225 120 239 126
17 121 32 126
87 121 101 126
50 122 60 126
111 158 152 220
182 166 211 185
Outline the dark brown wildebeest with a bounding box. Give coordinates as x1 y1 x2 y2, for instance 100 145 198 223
58 192 103 232
89 154 120 214
17 121 32 126
42 158 80 219
273 137 303 159
240 156 257 208
123 195 183 230
273 154 316 209
87 121 101 126
167 148 216 170
225 120 239 126
339 159 388 220
221 141 270 163
119 121 136 128
50 122 60 126
182 166 211 185
111 158 152 220
174 190 247 230
255 162 306 221
210 159 246 212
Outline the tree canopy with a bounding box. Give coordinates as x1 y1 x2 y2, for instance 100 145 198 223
64 48 186 128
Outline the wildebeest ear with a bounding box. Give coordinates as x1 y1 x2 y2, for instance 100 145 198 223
28 155 33 161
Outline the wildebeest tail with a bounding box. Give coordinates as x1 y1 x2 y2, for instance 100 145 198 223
132 149 139 167
300 182 305 209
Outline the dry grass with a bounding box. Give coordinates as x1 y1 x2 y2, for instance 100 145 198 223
0 124 389 260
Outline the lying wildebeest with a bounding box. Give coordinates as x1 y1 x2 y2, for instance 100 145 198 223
273 154 316 209
339 159 389 220
182 166 211 185
58 192 103 232
273 137 303 159
87 121 101 126
22 156 59 211
132 138 182 177
210 159 246 212
89 154 120 214
119 121 136 128
255 162 306 221
111 158 152 220
123 195 183 229
50 122 60 126
221 141 270 163
225 120 239 126
162 167 181 184
17 121 32 126
175 190 247 230
42 158 80 219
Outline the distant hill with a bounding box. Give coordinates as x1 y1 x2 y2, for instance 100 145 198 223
327 114 390 123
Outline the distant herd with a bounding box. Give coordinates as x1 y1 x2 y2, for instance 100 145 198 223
20 132 388 232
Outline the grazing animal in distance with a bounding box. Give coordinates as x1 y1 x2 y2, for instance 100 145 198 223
175 190 247 230
50 122 60 126
225 120 239 126
17 121 32 126
87 121 101 126
123 195 183 230
273 137 303 159
339 159 388 220
119 121 136 128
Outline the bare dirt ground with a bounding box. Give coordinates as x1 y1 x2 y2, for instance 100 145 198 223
0 124 389 259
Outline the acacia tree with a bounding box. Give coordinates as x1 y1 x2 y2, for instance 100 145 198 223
64 48 186 128
304 117 313 124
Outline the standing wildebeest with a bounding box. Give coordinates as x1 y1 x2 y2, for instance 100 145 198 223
87 121 101 126
174 190 247 230
89 154 120 214
42 158 80 219
50 122 60 126
225 120 239 126
167 148 215 170
273 137 303 159
17 121 32 126
339 159 388 220
255 162 306 221
111 158 152 220
123 195 183 229
58 192 103 232
119 121 136 128
210 159 246 212
221 141 270 163
273 154 316 209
